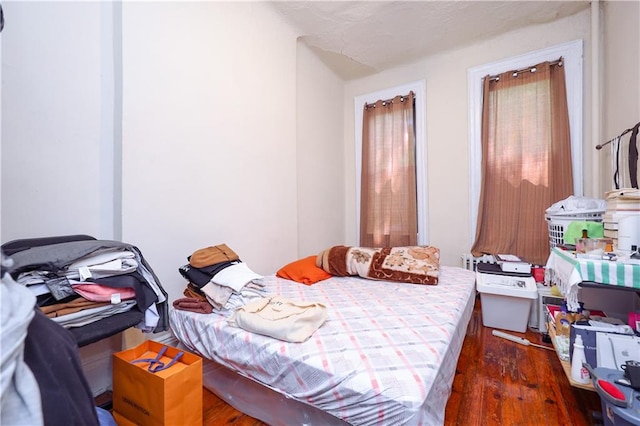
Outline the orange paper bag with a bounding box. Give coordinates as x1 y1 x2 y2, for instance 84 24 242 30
112 340 203 426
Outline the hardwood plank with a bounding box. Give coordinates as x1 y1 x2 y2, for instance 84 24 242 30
202 389 266 426
201 295 603 425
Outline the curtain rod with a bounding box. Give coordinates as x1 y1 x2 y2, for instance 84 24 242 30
487 58 563 82
596 121 640 150
364 91 414 109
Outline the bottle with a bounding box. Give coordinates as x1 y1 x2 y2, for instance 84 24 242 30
571 334 590 384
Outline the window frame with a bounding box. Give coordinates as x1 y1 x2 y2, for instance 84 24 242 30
354 80 429 245
467 39 584 245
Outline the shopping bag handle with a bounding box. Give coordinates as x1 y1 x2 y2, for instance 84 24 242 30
149 351 184 373
130 346 184 373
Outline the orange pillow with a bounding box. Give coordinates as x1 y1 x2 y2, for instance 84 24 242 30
276 255 332 285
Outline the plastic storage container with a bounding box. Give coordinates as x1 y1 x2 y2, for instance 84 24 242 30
476 272 538 332
591 367 640 426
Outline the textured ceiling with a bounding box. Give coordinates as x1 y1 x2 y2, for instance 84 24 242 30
271 1 591 80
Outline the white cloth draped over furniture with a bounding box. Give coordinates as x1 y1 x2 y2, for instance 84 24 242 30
545 246 640 311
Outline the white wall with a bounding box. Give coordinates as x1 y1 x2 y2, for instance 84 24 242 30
296 42 345 257
1 1 112 241
601 0 640 192
121 2 300 301
343 9 592 268
1 2 346 304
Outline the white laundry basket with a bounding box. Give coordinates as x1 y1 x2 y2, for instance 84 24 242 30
545 209 604 249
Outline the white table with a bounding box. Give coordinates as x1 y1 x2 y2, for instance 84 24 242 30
545 247 640 311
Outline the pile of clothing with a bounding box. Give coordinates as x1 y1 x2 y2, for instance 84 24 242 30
1 252 113 426
5 237 168 334
175 244 267 314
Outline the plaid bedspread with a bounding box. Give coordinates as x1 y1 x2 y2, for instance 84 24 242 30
170 265 476 425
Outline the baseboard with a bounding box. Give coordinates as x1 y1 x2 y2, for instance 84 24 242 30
150 329 181 347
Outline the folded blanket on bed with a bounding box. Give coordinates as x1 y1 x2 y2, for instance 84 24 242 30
316 245 440 285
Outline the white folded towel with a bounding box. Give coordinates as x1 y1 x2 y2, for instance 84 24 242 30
212 262 262 293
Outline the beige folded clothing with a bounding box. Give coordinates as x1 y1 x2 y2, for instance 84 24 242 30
200 281 233 310
228 296 327 343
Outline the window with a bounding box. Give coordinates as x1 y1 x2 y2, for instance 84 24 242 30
354 81 428 246
468 40 583 250
471 59 574 264
360 92 416 246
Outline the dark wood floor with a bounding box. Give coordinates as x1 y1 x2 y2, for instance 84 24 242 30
202 294 603 425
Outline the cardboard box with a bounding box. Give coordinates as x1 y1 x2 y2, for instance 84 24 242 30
476 272 537 332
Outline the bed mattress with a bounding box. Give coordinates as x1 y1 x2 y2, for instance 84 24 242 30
170 265 476 425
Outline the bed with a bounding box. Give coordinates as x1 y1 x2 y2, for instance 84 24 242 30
170 261 476 426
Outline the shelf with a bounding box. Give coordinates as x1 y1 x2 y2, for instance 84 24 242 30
70 309 144 347
578 281 640 293
547 321 594 391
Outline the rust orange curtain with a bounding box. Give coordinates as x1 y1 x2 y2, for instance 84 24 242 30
471 61 573 265
360 92 417 247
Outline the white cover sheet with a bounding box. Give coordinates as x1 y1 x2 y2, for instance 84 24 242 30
170 265 476 425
